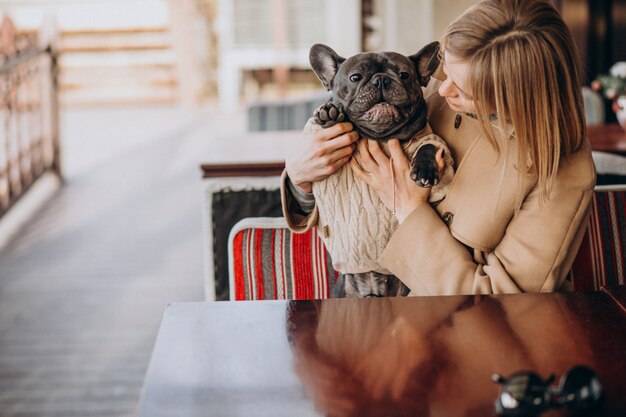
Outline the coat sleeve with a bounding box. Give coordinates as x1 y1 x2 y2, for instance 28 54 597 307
379 149 596 295
280 169 319 233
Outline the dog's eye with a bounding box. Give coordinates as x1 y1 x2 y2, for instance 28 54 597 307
350 74 362 82
399 72 409 80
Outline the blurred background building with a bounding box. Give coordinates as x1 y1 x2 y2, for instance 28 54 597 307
3 0 623 109
1 0 480 109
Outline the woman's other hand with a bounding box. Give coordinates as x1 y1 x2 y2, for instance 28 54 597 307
285 122 359 193
351 139 445 223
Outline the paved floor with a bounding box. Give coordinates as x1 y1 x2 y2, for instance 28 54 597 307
0 104 245 416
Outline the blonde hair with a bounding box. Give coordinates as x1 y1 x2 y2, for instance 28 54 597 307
442 0 585 200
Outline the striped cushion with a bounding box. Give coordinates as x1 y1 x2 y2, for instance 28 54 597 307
228 217 338 300
570 187 626 291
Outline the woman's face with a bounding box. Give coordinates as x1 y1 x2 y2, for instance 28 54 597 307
438 51 477 114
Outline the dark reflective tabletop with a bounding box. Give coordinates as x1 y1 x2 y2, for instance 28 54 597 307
604 286 626 312
138 292 626 417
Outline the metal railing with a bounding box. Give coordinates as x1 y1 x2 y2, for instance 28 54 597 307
0 44 61 218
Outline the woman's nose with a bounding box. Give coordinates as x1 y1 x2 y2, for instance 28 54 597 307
438 79 458 98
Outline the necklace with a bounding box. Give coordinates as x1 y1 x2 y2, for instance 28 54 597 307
390 157 395 215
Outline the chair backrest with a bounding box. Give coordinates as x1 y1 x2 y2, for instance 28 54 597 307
570 186 626 291
592 151 626 186
228 188 625 296
582 86 605 126
203 177 283 301
228 217 338 300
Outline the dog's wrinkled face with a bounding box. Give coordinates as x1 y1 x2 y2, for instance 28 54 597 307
310 42 440 141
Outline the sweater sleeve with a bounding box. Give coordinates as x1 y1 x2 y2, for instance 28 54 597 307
380 150 596 295
280 170 319 233
286 176 316 214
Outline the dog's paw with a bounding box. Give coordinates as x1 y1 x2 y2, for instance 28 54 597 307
313 103 345 128
410 144 440 188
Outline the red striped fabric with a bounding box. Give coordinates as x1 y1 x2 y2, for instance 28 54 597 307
231 226 338 300
254 229 265 300
233 231 246 301
291 232 313 299
278 229 287 298
270 229 278 300
570 189 626 291
245 229 254 299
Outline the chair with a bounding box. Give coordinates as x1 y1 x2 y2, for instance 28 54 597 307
225 189 624 296
202 177 283 301
570 185 626 291
582 86 605 126
228 217 338 300
592 151 626 186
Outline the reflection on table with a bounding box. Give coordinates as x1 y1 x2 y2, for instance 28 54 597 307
138 291 626 417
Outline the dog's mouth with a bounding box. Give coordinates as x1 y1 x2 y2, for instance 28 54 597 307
349 98 425 140
359 102 401 124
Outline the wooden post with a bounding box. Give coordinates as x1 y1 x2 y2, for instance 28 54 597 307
41 14 62 180
271 0 289 97
0 16 15 209
169 0 203 107
49 46 61 179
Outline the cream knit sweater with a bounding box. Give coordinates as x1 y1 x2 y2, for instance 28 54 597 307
304 119 454 274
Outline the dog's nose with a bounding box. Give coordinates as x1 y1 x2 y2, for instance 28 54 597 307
372 74 391 88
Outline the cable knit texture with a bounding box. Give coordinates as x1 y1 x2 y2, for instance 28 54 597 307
304 118 454 274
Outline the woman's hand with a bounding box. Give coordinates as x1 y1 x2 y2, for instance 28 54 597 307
285 123 359 193
351 139 445 224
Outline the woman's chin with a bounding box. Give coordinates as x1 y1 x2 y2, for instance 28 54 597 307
444 98 460 110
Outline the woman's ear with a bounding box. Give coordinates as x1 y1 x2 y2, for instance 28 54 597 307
409 41 441 86
309 44 346 91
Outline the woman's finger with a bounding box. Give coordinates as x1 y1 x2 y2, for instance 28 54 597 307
436 147 446 174
323 130 359 153
356 138 379 170
316 122 353 141
323 146 355 175
328 155 352 174
389 139 406 160
368 139 389 166
388 139 410 170
387 139 403 159
328 142 356 164
350 157 369 182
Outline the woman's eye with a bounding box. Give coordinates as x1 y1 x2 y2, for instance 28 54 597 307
399 72 409 80
350 74 362 82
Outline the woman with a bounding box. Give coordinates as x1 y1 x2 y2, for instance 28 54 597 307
282 0 596 295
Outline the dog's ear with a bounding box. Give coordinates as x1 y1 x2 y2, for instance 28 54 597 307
409 41 440 86
309 44 346 91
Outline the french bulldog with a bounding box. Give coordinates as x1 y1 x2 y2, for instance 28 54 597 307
305 42 454 298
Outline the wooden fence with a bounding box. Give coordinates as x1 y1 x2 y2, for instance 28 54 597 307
0 18 61 219
58 26 179 105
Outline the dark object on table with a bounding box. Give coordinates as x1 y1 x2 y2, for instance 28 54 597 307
493 365 603 416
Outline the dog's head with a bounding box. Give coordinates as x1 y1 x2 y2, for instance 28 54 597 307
310 42 440 141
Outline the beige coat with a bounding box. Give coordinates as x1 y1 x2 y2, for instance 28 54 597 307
281 79 596 295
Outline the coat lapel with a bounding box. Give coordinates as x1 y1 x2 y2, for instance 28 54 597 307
425 85 537 252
